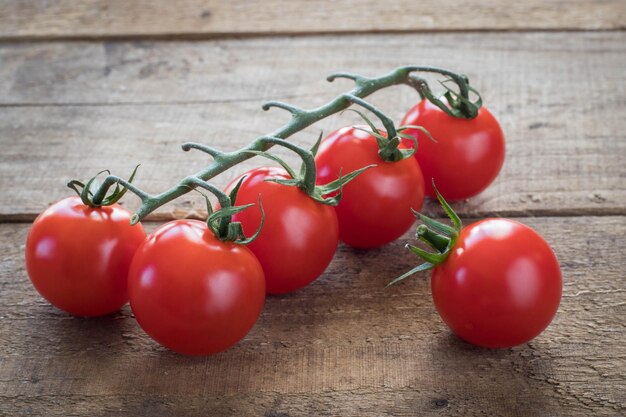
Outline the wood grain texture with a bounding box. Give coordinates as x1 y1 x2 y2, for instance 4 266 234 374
0 32 624 220
1 217 624 416
0 0 625 40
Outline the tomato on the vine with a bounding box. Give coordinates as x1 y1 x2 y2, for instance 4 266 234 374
315 126 425 248
226 167 339 295
128 220 265 356
394 191 562 348
401 99 505 201
25 196 146 317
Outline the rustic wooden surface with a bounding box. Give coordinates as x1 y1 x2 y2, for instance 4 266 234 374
1 217 625 416
1 0 624 40
1 1 625 416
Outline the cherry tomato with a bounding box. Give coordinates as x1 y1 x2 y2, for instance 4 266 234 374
432 219 561 348
315 126 425 248
25 196 146 317
401 99 505 201
128 220 265 356
226 167 339 295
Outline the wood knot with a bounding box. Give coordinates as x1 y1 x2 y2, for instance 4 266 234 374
432 398 449 409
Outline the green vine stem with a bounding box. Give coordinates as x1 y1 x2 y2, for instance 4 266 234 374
86 66 477 224
406 66 481 119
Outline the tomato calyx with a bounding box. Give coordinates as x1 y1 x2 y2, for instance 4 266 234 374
343 103 432 163
67 165 140 208
245 135 374 206
387 182 462 286
406 67 482 119
185 176 265 245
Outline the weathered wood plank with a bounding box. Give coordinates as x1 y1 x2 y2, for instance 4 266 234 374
0 0 624 40
0 217 624 415
0 32 624 219
2 32 624 106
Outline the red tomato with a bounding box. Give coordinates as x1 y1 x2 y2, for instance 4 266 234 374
315 126 425 248
401 99 505 201
25 196 146 317
128 220 265 356
226 167 339 295
431 219 561 348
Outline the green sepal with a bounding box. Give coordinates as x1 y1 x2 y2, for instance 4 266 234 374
406 244 448 264
81 169 108 205
438 79 482 119
378 136 404 162
243 150 298 180
265 178 301 187
344 109 380 138
433 181 462 231
398 125 436 143
410 208 456 236
100 164 140 206
196 189 214 217
389 181 463 287
66 180 86 201
190 176 263 245
346 108 398 157
416 78 481 120
208 204 254 229
67 165 140 208
353 126 386 149
248 137 374 206
206 197 265 245
311 164 376 206
232 195 265 245
386 262 435 287
227 174 247 205
348 110 425 163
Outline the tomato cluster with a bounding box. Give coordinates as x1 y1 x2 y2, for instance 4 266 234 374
25 68 562 355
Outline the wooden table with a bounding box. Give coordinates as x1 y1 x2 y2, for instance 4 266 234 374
1 2 624 416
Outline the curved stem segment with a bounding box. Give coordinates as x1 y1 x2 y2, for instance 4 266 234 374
181 177 232 237
342 94 397 140
92 175 151 205
402 66 481 119
91 66 470 223
256 136 317 194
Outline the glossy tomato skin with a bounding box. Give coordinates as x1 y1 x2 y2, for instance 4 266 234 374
128 220 265 356
401 99 505 201
431 219 562 348
315 126 425 248
226 167 339 295
25 196 146 317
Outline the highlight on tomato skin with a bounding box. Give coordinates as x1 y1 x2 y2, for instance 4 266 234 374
127 219 266 356
431 219 562 348
400 99 505 201
315 126 425 249
24 196 146 317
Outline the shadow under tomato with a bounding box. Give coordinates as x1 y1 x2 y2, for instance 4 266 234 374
412 331 558 414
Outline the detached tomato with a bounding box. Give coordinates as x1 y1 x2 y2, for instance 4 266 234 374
25 196 146 317
226 167 339 295
431 219 561 348
128 220 265 356
401 99 505 200
315 126 425 248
